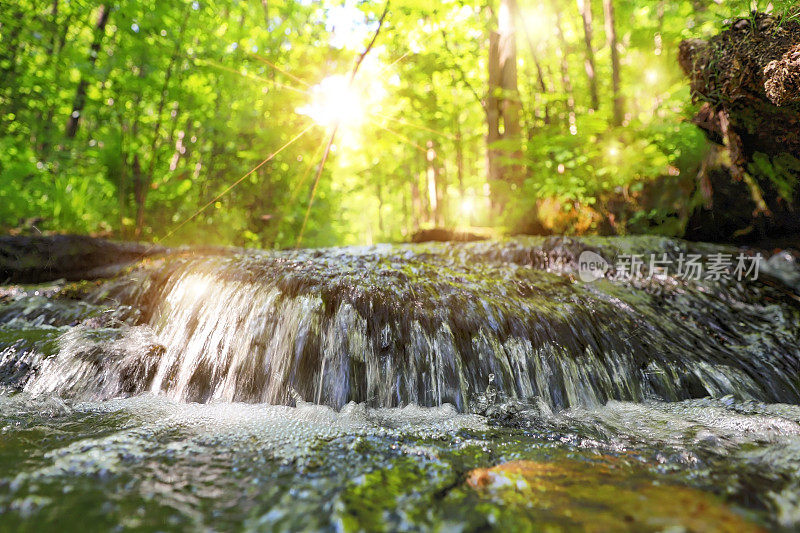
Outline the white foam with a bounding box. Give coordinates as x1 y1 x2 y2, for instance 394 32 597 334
4 394 486 490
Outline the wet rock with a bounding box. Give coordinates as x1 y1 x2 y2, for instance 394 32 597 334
761 249 800 291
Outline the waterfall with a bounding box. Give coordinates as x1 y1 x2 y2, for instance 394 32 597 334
6 237 800 411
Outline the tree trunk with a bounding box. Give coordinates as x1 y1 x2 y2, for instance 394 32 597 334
499 0 523 184
516 6 550 126
376 181 384 233
46 0 59 56
455 120 465 197
554 10 576 132
486 0 523 211
66 5 111 139
40 2 72 154
577 0 599 111
132 153 145 236
487 31 503 208
436 144 448 226
0 7 26 123
135 9 190 237
654 0 665 56
425 144 439 224
603 0 623 126
411 179 421 231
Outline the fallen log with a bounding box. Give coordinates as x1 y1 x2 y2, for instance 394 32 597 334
0 234 167 284
410 228 491 243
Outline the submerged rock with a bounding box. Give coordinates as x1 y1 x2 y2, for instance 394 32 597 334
465 459 764 531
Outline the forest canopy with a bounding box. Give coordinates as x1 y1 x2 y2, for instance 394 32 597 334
1 0 797 247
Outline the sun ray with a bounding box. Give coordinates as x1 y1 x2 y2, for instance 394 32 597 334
287 134 330 205
370 111 457 140
248 53 312 88
296 126 338 248
156 124 314 244
376 50 411 75
194 58 309 95
368 118 428 152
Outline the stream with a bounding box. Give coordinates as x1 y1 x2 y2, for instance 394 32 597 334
1 236 799 531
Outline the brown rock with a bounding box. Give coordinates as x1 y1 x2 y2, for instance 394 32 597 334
466 459 765 532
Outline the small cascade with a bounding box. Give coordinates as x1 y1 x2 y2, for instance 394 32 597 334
4 237 800 411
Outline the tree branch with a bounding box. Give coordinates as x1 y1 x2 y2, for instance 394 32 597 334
441 30 486 111
351 2 390 81
297 1 390 247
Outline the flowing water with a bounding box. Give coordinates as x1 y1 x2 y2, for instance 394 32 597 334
1 236 800 531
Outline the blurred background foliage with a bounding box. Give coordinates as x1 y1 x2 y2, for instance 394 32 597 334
0 0 793 247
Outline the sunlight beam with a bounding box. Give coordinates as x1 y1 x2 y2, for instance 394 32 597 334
371 111 457 140
287 136 330 204
368 118 428 152
194 58 309 95
155 124 314 244
248 53 312 88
